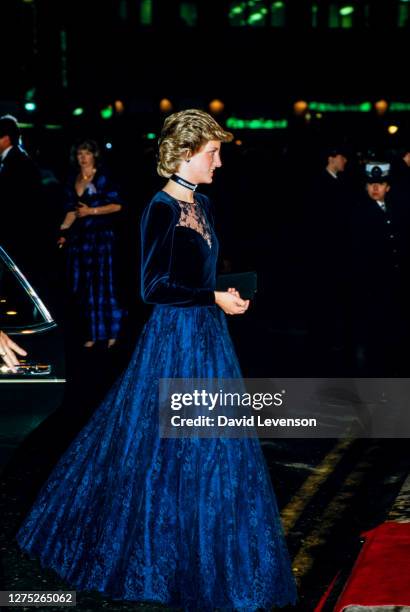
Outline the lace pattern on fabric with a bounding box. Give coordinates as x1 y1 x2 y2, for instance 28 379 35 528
176 200 212 248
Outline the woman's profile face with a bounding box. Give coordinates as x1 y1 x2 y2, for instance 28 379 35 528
77 148 95 167
186 140 222 184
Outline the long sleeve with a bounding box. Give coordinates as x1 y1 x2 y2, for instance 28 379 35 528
140 199 216 306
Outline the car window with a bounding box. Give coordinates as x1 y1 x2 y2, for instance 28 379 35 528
0 247 55 333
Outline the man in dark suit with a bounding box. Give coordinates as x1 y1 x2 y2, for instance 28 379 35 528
350 162 410 375
0 114 41 268
307 145 352 374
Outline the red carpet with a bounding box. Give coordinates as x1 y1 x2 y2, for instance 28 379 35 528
316 522 410 610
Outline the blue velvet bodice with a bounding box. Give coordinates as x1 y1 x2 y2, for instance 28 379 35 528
140 191 218 306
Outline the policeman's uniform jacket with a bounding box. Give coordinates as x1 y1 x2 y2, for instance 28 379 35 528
349 191 409 340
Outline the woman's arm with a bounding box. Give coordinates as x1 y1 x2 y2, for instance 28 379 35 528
60 211 77 229
57 211 76 246
141 200 215 306
75 203 122 218
141 199 250 314
76 174 124 218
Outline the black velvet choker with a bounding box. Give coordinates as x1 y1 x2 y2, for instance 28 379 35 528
170 174 198 191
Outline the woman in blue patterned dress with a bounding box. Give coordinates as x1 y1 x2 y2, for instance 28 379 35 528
57 139 124 348
18 111 297 610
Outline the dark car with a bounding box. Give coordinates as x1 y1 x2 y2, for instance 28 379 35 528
0 246 65 468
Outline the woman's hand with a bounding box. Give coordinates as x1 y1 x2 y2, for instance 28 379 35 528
0 331 27 372
57 236 66 247
227 287 241 298
214 290 250 315
75 202 92 218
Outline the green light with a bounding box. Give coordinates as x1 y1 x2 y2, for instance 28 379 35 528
308 101 372 113
180 2 197 26
140 0 152 25
24 102 36 112
25 87 36 101
390 102 410 111
45 124 63 130
226 117 288 130
248 11 264 23
73 107 84 116
311 2 319 27
227 118 245 129
398 3 410 26
146 133 156 140
339 5 354 16
229 1 246 24
271 0 286 26
359 101 372 112
100 105 113 120
20 123 62 130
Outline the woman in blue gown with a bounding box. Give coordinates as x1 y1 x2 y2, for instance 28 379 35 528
17 110 297 610
58 139 124 348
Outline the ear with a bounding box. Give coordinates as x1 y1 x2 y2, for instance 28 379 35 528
386 184 391 192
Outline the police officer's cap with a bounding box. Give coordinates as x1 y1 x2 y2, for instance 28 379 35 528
365 162 391 184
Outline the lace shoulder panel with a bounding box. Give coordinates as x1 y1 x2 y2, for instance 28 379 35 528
176 199 212 248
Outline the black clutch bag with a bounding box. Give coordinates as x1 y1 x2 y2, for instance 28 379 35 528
215 271 257 300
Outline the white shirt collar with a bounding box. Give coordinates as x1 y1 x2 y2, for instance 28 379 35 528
326 168 338 180
0 145 13 162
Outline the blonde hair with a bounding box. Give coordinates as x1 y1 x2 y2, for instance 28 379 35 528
157 109 233 177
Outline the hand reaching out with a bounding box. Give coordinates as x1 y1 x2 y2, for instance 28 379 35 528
0 331 27 372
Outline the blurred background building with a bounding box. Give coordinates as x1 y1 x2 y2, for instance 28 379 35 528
2 0 409 135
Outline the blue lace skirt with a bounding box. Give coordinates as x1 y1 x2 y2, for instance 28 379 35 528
17 305 297 610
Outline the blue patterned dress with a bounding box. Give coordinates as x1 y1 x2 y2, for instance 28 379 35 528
64 171 124 342
17 191 297 610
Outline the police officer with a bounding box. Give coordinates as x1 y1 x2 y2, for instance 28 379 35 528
350 162 409 375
